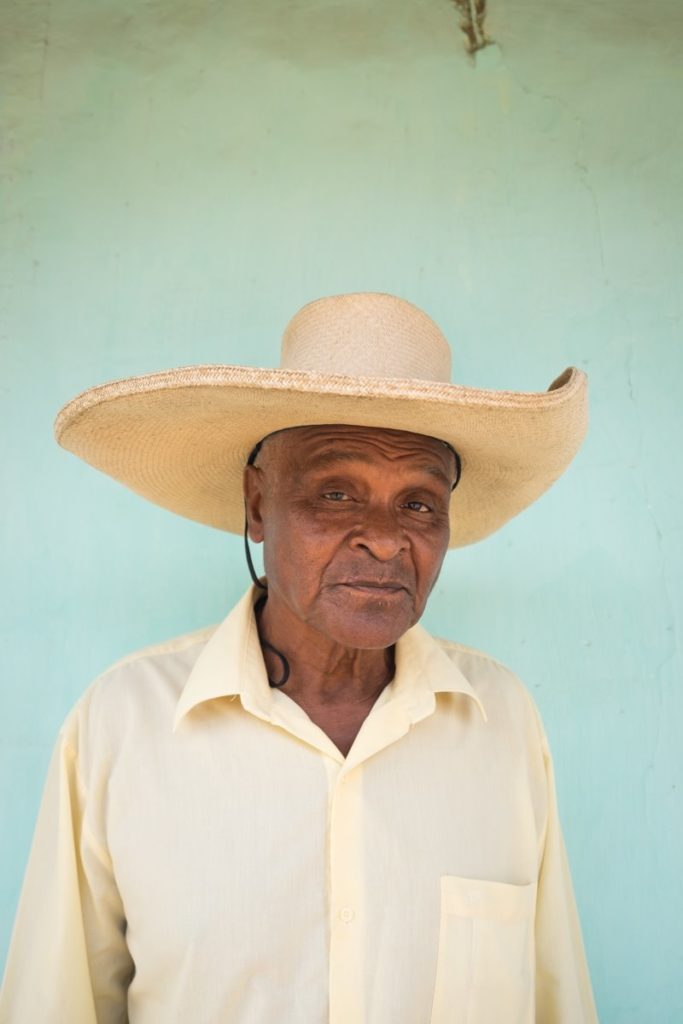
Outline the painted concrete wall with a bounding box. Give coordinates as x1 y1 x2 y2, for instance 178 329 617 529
2 0 681 1019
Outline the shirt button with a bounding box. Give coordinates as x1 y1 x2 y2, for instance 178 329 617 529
339 907 355 923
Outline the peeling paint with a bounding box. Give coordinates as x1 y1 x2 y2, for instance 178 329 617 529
451 0 493 55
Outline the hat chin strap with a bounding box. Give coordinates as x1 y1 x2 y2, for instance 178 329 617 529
243 514 267 591
244 437 269 591
243 513 290 689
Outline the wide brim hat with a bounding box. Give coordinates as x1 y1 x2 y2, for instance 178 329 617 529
55 292 587 548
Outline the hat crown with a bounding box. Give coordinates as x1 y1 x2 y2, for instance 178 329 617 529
280 292 452 383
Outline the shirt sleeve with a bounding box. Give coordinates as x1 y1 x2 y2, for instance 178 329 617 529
0 725 133 1023
534 726 599 1022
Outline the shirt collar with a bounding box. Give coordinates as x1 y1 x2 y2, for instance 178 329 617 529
391 620 488 722
173 586 262 730
174 586 487 730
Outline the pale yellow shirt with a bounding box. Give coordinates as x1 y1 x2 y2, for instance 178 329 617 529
1 587 598 1023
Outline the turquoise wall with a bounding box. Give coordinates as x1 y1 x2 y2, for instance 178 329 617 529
2 1 681 1018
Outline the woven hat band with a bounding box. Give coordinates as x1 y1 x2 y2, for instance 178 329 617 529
280 292 452 383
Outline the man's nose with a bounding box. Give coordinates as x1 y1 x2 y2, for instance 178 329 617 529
348 506 408 561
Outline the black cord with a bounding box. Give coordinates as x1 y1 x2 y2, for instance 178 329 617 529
244 438 269 590
442 441 462 490
253 593 290 688
244 517 267 590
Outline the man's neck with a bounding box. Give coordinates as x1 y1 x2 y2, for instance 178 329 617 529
255 590 395 755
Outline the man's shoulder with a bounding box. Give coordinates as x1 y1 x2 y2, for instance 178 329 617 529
104 623 218 677
430 633 544 731
432 633 521 682
93 622 218 698
62 623 218 751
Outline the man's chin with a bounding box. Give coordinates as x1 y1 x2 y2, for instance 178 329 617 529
315 594 418 650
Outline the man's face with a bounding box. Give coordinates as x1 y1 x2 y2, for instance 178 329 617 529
243 425 455 650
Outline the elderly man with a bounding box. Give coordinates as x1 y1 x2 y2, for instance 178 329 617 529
1 294 598 1022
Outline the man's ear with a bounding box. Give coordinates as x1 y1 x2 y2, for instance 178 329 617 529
243 464 265 543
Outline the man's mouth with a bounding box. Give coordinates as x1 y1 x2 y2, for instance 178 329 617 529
337 580 408 594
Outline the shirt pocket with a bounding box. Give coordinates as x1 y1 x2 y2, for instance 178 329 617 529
430 875 536 1024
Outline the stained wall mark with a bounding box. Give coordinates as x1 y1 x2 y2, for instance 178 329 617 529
451 0 493 55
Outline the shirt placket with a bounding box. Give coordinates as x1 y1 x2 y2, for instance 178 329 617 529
324 694 433 1024
327 759 366 1024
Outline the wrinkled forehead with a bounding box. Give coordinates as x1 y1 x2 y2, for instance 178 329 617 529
248 424 460 487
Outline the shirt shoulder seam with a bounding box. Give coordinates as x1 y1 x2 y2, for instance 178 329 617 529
431 635 512 674
101 624 217 677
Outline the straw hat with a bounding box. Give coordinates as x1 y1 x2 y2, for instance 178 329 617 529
54 292 587 548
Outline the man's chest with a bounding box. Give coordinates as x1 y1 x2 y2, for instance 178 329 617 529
100 703 544 1022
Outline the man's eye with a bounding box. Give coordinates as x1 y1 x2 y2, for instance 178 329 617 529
322 491 351 502
403 500 431 513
